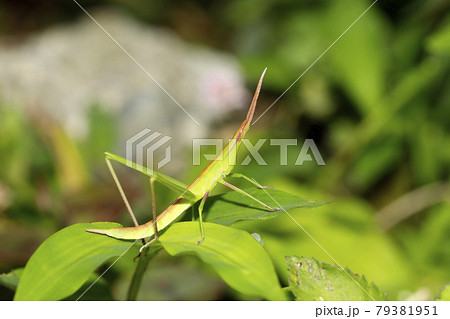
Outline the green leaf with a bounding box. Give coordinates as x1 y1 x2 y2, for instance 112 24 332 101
204 188 328 225
0 268 23 290
437 284 450 301
426 19 450 55
322 0 388 113
64 274 114 301
286 256 388 301
14 222 135 301
348 136 401 190
159 222 286 301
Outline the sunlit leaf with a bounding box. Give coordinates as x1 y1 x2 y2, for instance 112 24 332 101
14 222 136 301
159 222 286 301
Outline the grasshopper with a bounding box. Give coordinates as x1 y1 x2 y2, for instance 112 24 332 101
87 68 278 253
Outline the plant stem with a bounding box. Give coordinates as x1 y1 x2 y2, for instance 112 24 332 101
126 247 159 300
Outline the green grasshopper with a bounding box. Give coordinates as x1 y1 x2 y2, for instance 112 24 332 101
87 68 278 253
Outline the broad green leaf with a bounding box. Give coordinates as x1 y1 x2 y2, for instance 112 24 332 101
159 222 286 301
286 256 388 301
0 268 23 290
437 284 450 301
1 261 113 300
204 188 328 225
15 222 135 301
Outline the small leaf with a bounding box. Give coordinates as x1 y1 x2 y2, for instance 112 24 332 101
437 284 450 301
15 222 136 301
0 268 23 290
204 188 328 225
159 222 286 301
286 256 388 301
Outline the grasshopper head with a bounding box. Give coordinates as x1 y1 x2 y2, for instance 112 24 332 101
233 67 267 143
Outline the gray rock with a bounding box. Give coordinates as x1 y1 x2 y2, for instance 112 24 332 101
0 8 248 162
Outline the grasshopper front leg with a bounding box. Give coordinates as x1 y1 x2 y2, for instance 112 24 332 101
220 180 279 211
228 173 274 189
195 190 210 245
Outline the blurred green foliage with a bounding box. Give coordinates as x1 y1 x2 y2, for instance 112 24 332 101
0 0 449 300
